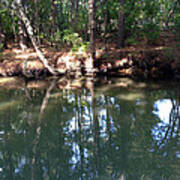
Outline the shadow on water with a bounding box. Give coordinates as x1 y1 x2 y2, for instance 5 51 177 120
0 78 179 180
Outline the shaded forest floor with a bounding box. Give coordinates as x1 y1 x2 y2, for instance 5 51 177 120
0 31 180 80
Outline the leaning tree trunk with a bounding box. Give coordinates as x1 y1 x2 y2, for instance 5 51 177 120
87 0 97 74
14 0 58 75
117 0 125 48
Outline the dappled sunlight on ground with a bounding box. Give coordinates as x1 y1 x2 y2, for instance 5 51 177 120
0 31 179 79
15 52 38 59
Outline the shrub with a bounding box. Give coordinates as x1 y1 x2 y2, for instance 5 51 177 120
62 29 89 51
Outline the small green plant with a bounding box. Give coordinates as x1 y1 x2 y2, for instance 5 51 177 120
0 43 3 52
174 18 180 39
53 29 62 42
62 29 89 51
141 23 160 44
40 32 45 40
164 48 175 60
63 30 82 46
126 37 137 46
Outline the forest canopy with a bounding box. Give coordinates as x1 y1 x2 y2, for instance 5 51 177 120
1 0 179 48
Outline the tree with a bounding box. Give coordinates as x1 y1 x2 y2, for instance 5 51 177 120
17 19 28 51
87 0 97 74
117 0 125 48
11 0 58 75
0 19 6 50
0 0 179 78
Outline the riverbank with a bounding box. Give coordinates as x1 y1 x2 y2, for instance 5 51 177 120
1 76 180 92
0 31 179 80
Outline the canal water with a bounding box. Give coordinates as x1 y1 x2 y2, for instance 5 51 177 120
0 78 179 180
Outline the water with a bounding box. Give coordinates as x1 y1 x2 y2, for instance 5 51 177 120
0 78 179 180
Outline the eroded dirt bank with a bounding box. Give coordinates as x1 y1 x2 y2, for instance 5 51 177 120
0 33 179 80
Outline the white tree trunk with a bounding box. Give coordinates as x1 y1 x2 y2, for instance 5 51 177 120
14 0 58 75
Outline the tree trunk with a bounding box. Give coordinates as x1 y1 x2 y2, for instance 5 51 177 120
58 0 64 31
18 19 28 51
87 0 97 74
34 0 41 45
75 0 79 15
70 0 75 23
117 0 125 48
103 0 109 50
0 18 7 49
72 0 79 25
51 0 58 44
0 20 5 49
11 12 18 43
13 0 58 75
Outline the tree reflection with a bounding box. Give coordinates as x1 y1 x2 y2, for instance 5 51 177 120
0 84 179 179
31 79 57 180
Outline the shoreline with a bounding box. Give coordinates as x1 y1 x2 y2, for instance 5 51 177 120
0 36 179 80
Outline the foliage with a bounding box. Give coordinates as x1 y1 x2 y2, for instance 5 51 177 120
0 0 179 47
173 14 180 36
141 23 160 44
62 29 89 51
126 37 137 46
0 43 3 52
0 8 12 36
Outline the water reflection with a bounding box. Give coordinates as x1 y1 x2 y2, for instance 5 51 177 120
0 80 179 180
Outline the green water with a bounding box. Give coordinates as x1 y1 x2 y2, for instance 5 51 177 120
0 79 179 180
